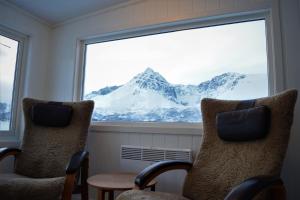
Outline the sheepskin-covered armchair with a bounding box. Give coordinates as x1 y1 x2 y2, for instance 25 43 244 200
117 89 297 200
0 98 94 200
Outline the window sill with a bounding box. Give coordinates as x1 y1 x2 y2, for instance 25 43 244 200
89 122 203 135
0 137 20 147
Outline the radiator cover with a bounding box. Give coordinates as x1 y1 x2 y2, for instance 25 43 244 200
121 145 192 162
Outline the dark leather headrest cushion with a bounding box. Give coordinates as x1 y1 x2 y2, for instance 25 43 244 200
216 106 271 141
31 102 73 127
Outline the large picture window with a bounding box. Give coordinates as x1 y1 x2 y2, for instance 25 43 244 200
83 20 268 123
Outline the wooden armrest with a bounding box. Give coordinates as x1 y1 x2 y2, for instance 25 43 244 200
65 150 89 174
224 175 286 200
63 150 89 200
0 147 21 161
135 160 192 189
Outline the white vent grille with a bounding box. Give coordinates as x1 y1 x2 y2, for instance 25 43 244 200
165 150 191 161
121 146 142 160
142 149 165 162
121 145 192 162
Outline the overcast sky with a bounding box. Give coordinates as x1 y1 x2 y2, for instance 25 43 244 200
0 35 18 103
84 20 267 95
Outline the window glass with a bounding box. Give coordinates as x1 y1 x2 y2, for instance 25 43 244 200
83 20 268 122
0 35 19 130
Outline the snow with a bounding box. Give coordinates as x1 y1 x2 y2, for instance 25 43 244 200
217 74 268 100
93 83 184 115
0 121 10 131
85 68 268 122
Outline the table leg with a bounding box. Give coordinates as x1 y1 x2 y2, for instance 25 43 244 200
108 191 114 200
151 185 156 191
98 189 105 200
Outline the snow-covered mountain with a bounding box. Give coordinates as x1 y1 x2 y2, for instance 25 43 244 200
0 102 11 121
85 86 121 99
85 68 268 122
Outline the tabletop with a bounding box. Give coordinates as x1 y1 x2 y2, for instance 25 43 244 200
87 172 157 190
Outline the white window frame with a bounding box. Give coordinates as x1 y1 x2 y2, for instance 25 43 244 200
74 9 284 135
0 25 28 140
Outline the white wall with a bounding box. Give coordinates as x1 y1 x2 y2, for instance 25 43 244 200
1 0 300 199
0 2 52 99
0 2 51 170
87 131 201 196
279 0 300 199
48 0 272 101
48 0 300 199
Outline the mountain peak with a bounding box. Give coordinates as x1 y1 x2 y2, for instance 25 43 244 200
144 67 155 74
129 67 178 101
132 67 167 85
139 67 164 81
198 72 246 91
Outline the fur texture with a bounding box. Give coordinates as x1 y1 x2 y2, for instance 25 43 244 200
116 89 297 200
0 173 65 200
0 98 94 200
117 190 190 200
15 98 94 178
183 89 297 200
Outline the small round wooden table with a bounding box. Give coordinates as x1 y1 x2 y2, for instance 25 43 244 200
87 173 157 200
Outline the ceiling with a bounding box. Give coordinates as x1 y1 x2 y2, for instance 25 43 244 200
7 0 130 26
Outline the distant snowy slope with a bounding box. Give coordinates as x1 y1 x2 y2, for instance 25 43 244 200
85 68 268 122
91 83 182 115
0 102 11 121
85 85 121 99
217 74 268 100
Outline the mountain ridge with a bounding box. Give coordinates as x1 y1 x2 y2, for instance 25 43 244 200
84 68 267 122
85 68 246 105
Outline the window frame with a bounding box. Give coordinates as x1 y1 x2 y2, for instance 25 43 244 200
0 25 28 139
74 10 284 134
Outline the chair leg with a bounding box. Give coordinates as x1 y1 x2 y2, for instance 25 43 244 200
269 184 286 200
81 157 89 200
62 174 76 200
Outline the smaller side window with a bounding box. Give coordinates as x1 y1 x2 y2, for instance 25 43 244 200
0 29 25 133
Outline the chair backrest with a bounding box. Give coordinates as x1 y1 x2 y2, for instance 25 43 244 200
182 89 297 200
15 98 94 178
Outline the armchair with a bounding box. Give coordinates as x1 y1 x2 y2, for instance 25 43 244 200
0 98 94 200
117 89 297 200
